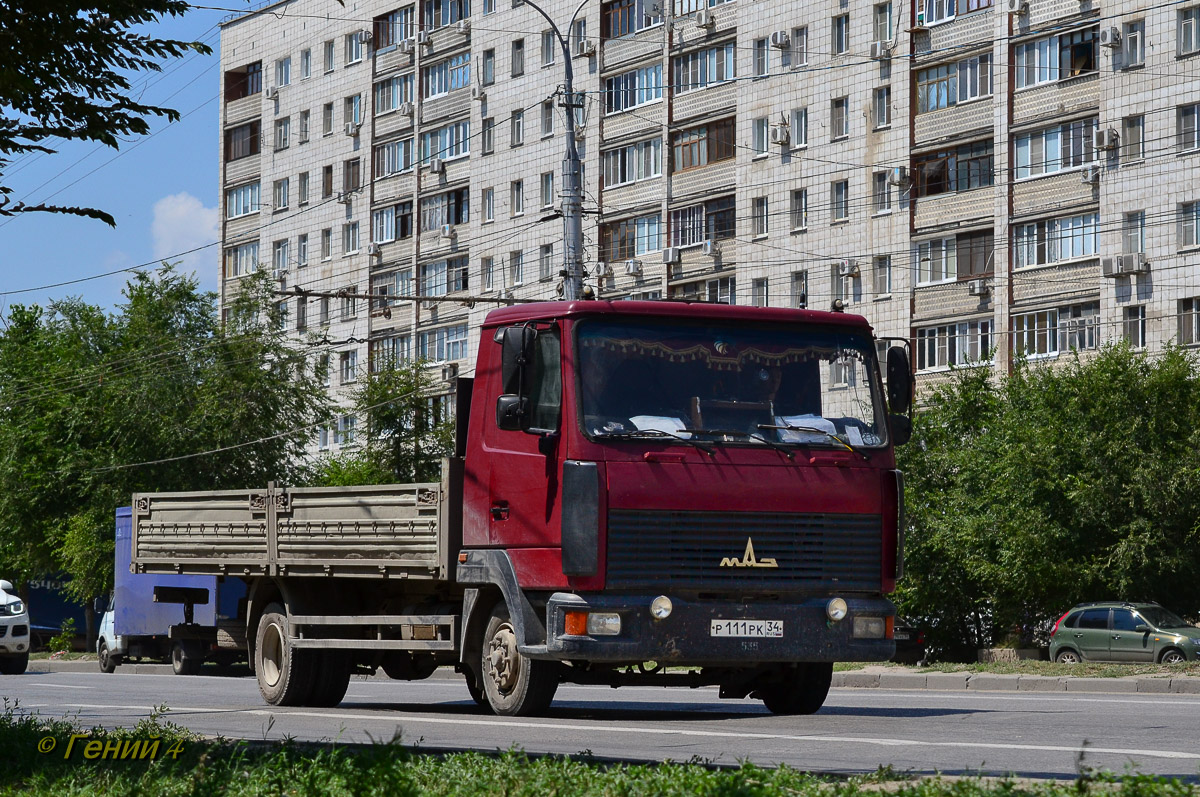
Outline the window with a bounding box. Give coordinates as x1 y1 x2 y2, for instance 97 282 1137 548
297 171 309 205
420 188 470 229
600 214 662 260
790 108 808 147
375 74 414 114
668 196 735 246
673 42 737 93
916 319 993 370
706 276 736 304
604 65 663 113
1015 119 1095 178
419 324 469 361
482 256 494 291
322 164 334 198
423 0 469 29
224 121 260 161
752 196 768 236
273 117 290 150
1122 115 1144 161
1179 298 1200 344
372 202 416 243
752 117 769 155
343 158 362 193
671 118 734 170
299 110 310 143
482 49 495 86
1180 7 1200 55
323 40 335 72
872 172 891 212
831 180 849 222
831 97 848 139
300 49 311 79
956 230 994 277
510 180 524 215
481 117 495 153
509 250 524 285
511 110 524 146
831 263 853 306
343 221 360 254
224 242 259 277
511 38 525 76
482 187 495 222
374 8 414 48
1012 310 1060 358
753 38 768 76
1123 305 1146 348
297 233 308 266
321 228 333 260
419 121 470 162
345 31 364 64
602 138 662 186
790 189 808 230
873 255 892 295
915 139 995 196
832 14 849 54
542 30 556 65
1179 103 1200 151
275 56 291 87
337 415 357 445
752 278 769 307
873 86 891 128
917 237 955 283
1015 28 1098 89
369 334 412 370
1123 210 1145 254
791 27 808 65
223 60 262 101
873 2 892 41
602 0 656 39
923 0 954 24
423 53 470 98
540 172 554 207
272 177 289 210
421 259 453 296
322 102 334 135
225 181 260 218
1122 20 1145 67
340 351 358 384
295 295 307 330
790 271 808 307
1014 213 1098 267
916 55 990 113
340 288 357 320
373 138 414 177
344 94 362 126
1181 202 1200 247
539 243 554 279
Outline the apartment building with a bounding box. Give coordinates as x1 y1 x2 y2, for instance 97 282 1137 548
217 0 1200 452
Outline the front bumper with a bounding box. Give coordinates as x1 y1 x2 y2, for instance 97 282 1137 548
535 592 895 664
0 615 31 654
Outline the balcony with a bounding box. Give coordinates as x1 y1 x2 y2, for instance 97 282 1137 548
1012 72 1099 125
1012 258 1100 304
602 176 665 212
600 28 664 73
672 81 736 124
913 10 994 60
670 159 735 202
421 89 470 126
913 97 993 146
1011 169 1097 217
224 93 262 128
913 187 994 233
913 278 994 321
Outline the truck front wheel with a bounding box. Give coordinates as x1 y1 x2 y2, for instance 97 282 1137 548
98 640 117 674
754 662 833 715
480 604 558 716
254 603 315 706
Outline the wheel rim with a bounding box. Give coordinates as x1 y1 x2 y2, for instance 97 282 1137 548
1059 651 1080 664
1163 651 1184 665
486 622 520 695
99 643 109 668
261 621 285 688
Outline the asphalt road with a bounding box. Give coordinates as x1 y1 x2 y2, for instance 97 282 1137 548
4 669 1200 780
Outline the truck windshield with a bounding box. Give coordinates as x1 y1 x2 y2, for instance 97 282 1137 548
576 318 888 449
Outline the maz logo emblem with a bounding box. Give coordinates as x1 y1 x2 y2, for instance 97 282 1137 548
719 538 778 568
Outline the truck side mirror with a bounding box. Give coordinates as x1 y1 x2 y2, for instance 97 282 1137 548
886 346 913 415
93 596 108 614
496 394 529 431
889 414 912 447
497 326 537 431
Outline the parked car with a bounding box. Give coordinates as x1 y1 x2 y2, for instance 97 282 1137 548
0 579 31 674
1049 601 1200 664
891 617 927 665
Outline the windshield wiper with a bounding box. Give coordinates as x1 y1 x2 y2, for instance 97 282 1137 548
757 423 869 460
593 429 716 456
689 428 795 460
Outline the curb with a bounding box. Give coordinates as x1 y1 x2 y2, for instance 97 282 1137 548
831 671 1200 694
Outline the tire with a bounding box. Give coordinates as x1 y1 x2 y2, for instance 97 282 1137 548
0 652 29 675
464 668 487 707
254 602 316 706
171 640 202 676
307 651 351 707
480 603 559 716
1055 649 1082 664
1160 648 1186 665
755 662 833 715
98 640 117 674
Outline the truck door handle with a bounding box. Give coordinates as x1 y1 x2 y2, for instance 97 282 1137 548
490 502 510 521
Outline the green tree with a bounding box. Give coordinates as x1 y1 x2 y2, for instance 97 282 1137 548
896 345 1200 659
0 1 210 224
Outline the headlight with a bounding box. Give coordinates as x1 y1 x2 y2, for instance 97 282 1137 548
6 600 23 616
1191 638 1200 646
826 597 848 622
650 595 673 620
586 613 622 636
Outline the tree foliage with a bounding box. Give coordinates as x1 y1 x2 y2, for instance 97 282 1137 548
0 1 209 224
0 267 330 600
896 345 1200 659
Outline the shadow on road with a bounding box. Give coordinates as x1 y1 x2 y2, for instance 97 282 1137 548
818 706 989 718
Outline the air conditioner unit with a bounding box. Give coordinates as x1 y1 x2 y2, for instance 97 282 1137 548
360 29 373 43
417 31 431 46
662 247 681 264
1003 0 1027 14
471 86 486 101
344 122 360 137
367 242 381 256
838 259 859 277
336 192 353 205
624 259 643 276
1093 127 1118 149
967 278 990 296
769 31 790 49
701 240 718 257
596 261 612 277
889 166 909 185
1080 164 1100 184
769 124 790 145
869 40 891 59
1099 27 1121 47
265 86 279 100
442 363 459 382
694 9 715 29
429 157 445 174
399 38 415 54
440 223 455 238
576 37 596 57
455 19 471 34
1119 252 1149 274
398 101 414 116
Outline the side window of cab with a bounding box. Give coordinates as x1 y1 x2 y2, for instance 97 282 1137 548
528 329 561 432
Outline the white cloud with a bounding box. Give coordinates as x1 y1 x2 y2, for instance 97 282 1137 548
151 192 218 294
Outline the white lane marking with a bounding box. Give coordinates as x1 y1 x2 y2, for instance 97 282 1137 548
28 684 96 690
834 690 1200 708
61 703 1200 761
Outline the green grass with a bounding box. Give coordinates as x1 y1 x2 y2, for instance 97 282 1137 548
3 701 1199 796
833 660 1200 678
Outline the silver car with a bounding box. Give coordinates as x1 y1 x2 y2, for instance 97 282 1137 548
0 579 30 674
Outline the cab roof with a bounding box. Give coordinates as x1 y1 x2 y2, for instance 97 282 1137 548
482 300 875 331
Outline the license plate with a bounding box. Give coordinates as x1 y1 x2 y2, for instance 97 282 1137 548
894 632 910 640
710 619 783 638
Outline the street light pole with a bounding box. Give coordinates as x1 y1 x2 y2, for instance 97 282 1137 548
523 0 589 300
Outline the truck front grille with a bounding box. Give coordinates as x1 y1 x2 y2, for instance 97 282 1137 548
606 509 881 592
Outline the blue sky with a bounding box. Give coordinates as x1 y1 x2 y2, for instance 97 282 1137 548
0 6 234 317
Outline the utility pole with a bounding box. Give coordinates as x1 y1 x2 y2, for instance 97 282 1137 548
523 0 590 300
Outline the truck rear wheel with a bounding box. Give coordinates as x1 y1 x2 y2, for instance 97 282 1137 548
254 602 315 706
755 662 833 715
481 604 558 716
307 651 351 707
171 640 202 676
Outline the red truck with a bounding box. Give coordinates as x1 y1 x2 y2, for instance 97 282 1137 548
131 300 912 716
